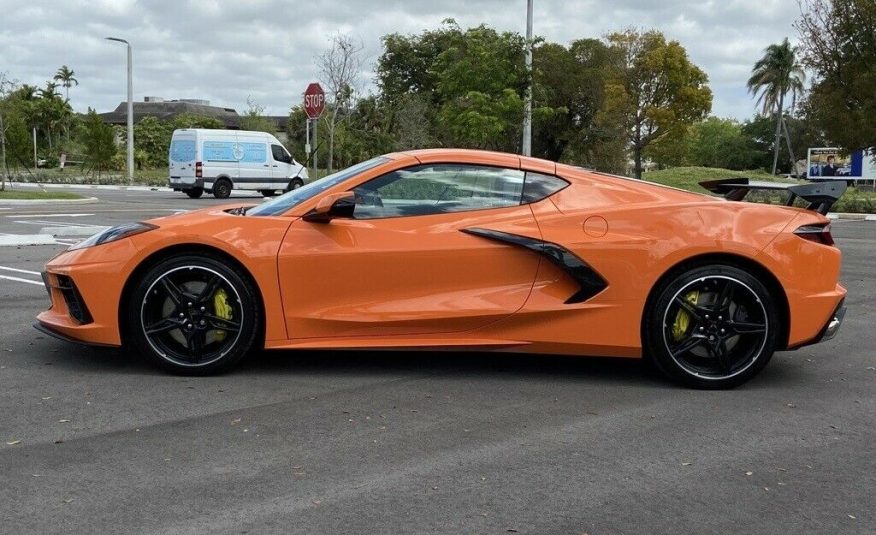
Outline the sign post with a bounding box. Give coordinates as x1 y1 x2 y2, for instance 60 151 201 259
303 82 326 180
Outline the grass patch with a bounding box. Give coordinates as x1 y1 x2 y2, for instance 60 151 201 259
0 189 83 200
643 166 790 194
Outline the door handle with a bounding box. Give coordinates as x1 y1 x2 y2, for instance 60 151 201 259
263 164 269 167
272 165 279 167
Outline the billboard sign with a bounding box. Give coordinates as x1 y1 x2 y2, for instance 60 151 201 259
807 147 876 180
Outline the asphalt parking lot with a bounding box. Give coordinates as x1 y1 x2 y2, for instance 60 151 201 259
0 186 873 534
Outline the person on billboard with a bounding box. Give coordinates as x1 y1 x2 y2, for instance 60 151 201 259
822 155 839 176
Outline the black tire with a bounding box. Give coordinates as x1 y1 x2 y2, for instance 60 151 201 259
643 264 781 389
285 178 304 192
213 178 232 199
185 188 203 199
126 254 261 375
259 189 277 197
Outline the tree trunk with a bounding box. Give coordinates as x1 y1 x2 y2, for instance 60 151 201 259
327 107 338 174
0 113 7 190
634 145 643 179
771 92 784 175
781 117 797 174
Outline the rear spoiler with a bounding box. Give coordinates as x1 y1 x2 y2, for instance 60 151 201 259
699 178 847 215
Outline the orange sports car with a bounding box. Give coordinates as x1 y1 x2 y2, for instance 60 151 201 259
36 149 847 388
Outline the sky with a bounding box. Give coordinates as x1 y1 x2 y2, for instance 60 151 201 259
0 0 804 121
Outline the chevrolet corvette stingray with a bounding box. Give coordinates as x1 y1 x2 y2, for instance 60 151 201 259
36 149 847 388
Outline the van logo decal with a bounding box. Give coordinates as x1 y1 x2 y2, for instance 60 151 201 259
232 143 245 161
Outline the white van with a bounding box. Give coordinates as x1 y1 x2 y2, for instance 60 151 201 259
168 129 308 199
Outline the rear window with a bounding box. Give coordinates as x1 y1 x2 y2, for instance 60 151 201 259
169 140 195 162
522 172 569 203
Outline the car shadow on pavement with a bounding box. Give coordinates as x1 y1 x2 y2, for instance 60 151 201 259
31 338 805 389
243 349 668 388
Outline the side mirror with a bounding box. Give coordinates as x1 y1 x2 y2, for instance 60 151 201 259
302 191 356 223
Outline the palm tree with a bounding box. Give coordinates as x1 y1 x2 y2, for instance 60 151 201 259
39 81 61 101
53 65 78 102
747 38 806 175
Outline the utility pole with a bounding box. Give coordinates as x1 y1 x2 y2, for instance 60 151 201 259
521 0 533 157
105 37 134 183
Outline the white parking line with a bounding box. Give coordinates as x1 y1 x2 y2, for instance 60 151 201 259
6 213 95 218
14 220 106 228
0 266 41 276
0 274 43 286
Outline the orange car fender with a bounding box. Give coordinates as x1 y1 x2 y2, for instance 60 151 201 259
122 212 295 342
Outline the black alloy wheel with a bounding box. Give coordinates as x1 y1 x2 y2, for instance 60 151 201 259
127 255 261 374
213 178 232 199
185 188 203 199
645 265 780 388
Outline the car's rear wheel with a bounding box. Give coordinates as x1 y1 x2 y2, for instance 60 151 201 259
644 264 780 389
213 178 232 199
185 188 203 199
127 254 261 375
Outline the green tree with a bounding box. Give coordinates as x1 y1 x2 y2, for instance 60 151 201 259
239 96 276 133
597 30 712 178
796 0 876 150
170 113 223 130
82 108 117 176
746 38 805 175
532 39 620 167
688 117 757 170
53 65 78 102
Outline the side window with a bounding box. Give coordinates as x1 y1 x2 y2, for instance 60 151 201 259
352 164 525 219
271 144 289 163
522 172 569 203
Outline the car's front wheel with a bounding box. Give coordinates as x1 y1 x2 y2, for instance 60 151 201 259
127 254 261 375
644 264 781 389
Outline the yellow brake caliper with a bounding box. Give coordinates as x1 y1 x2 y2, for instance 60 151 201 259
671 291 700 341
213 288 233 341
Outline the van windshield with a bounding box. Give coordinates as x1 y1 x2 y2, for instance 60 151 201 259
247 156 389 216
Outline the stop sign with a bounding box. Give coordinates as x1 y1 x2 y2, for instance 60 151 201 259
303 83 325 119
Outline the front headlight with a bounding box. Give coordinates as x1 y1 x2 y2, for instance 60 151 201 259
68 222 158 251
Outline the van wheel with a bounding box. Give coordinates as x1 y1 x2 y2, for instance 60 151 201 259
286 178 304 192
213 179 232 199
185 188 203 199
259 189 277 197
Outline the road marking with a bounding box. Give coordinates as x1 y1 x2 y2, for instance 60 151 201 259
14 220 106 228
0 266 41 276
0 234 58 246
6 213 95 218
0 274 43 286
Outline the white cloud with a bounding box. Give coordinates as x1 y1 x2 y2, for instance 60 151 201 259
0 0 802 121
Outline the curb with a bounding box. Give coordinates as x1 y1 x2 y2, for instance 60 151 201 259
7 182 169 192
828 213 876 221
0 196 100 205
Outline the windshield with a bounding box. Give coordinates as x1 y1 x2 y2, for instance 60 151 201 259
247 156 389 216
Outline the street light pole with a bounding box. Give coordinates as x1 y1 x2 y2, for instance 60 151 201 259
522 0 533 157
105 37 134 184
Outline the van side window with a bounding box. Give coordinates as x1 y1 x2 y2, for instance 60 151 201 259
271 144 290 163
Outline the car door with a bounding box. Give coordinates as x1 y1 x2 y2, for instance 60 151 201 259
277 163 543 339
235 134 271 187
270 143 293 181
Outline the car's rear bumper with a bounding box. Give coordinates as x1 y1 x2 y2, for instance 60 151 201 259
787 297 846 350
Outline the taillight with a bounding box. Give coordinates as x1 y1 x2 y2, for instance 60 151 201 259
794 223 835 246
195 161 203 178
